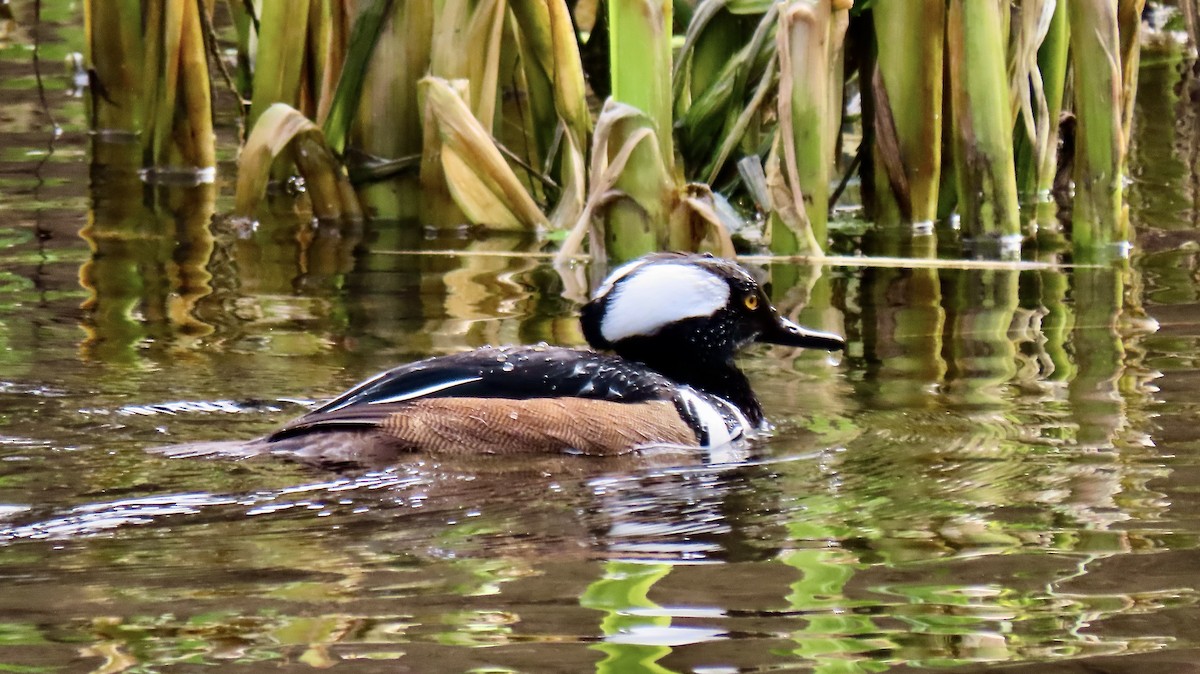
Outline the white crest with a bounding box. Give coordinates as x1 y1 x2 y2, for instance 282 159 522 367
599 263 729 343
592 257 653 300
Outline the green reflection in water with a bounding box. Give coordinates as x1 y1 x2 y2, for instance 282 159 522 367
582 561 675 674
780 548 893 674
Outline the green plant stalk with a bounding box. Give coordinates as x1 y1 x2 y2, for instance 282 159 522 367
418 77 549 230
787 3 825 243
1117 0 1146 159
248 0 311 129
310 0 350 126
711 18 779 182
177 0 216 169
346 0 426 219
871 0 944 224
824 1 848 168
226 0 255 93
771 1 832 253
604 0 674 259
1068 0 1126 248
293 135 362 220
946 0 1020 240
687 12 746 111
508 0 562 173
545 0 591 149
609 0 674 167
141 0 183 166
542 0 592 228
328 0 399 153
605 119 671 260
471 0 508 129
678 49 753 163
1015 0 1068 197
498 0 592 228
84 0 145 133
676 3 778 181
430 0 506 129
235 102 359 219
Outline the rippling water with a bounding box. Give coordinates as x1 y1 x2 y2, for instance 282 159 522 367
5 4 1200 674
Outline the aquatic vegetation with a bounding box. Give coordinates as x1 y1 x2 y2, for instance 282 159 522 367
80 0 1149 261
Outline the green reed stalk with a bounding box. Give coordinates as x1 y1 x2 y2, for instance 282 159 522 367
770 0 843 254
604 0 674 260
674 2 779 182
419 0 516 224
609 0 673 166
227 0 255 93
248 0 311 129
325 0 398 154
177 0 215 169
1068 0 1126 248
946 0 1020 241
1014 0 1068 199
1117 1 1146 161
509 0 563 168
135 0 214 169
141 0 180 165
510 0 591 229
310 0 351 125
870 0 944 224
83 0 145 133
341 0 426 218
430 0 507 129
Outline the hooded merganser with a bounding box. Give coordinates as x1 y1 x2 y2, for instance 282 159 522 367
161 253 844 466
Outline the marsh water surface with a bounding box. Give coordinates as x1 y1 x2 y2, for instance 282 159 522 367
5 6 1200 674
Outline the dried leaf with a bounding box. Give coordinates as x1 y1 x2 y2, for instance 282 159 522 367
421 77 549 230
235 103 360 220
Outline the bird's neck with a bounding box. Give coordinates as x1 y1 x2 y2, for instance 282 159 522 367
615 344 765 426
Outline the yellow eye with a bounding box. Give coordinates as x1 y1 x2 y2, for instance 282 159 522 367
743 294 760 311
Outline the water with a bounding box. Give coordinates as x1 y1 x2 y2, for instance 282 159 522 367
5 5 1200 674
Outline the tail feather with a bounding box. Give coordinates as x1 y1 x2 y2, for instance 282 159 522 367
147 431 405 469
147 439 274 461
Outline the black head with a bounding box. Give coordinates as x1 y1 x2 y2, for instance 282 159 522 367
579 253 842 428
579 253 843 422
581 253 845 359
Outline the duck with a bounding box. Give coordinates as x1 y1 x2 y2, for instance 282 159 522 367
159 253 844 467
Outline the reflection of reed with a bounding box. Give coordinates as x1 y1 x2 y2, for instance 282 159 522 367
78 165 216 361
1069 265 1127 448
858 232 947 410
940 268 1020 409
749 262 848 433
344 236 557 358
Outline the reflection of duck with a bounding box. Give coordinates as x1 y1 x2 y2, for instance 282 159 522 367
162 253 844 466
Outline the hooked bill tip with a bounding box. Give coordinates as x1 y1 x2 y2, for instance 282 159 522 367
760 316 845 351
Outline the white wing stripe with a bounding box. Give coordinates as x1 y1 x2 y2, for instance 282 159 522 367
365 376 485 405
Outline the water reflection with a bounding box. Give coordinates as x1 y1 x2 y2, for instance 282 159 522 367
5 209 1193 673
5 205 1192 672
79 167 216 361
9 8 1200 674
